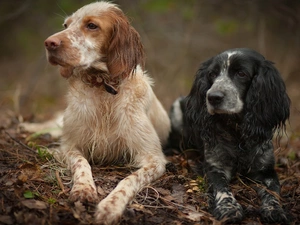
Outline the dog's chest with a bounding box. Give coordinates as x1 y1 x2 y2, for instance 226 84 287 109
62 78 149 163
64 88 126 144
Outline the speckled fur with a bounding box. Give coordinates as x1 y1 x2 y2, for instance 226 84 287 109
171 48 290 224
41 2 170 224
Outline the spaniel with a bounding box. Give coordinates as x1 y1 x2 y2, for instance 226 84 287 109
38 2 170 224
170 48 290 223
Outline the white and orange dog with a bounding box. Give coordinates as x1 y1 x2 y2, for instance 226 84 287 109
34 2 170 224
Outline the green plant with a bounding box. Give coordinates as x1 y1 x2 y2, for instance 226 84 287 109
37 146 53 161
197 176 206 192
23 190 39 199
47 197 57 204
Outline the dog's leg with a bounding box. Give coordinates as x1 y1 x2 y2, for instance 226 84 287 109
206 166 244 223
65 148 99 203
248 168 288 223
205 146 244 223
19 112 63 138
94 119 167 225
94 155 166 224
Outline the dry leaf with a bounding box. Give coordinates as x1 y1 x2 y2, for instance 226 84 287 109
17 174 28 183
74 201 86 213
19 163 41 180
171 184 185 203
21 199 48 210
0 215 13 225
155 187 171 196
130 203 153 215
185 211 205 221
97 186 106 196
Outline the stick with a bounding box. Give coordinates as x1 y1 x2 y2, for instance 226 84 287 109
5 131 36 153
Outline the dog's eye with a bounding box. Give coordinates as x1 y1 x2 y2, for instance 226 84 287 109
63 23 68 29
236 71 247 78
87 23 98 30
208 71 217 79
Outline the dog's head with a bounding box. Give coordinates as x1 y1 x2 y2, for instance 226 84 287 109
44 2 144 82
186 48 290 141
196 48 268 115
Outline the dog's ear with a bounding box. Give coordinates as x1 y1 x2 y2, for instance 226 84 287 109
185 58 213 146
107 9 145 79
243 60 290 141
186 58 213 109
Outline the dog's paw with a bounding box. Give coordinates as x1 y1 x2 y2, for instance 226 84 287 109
94 197 124 225
260 201 289 224
69 183 99 203
213 196 244 222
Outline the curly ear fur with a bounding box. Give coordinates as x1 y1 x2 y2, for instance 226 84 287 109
181 50 290 224
106 8 145 79
186 58 214 111
185 58 214 146
242 60 290 143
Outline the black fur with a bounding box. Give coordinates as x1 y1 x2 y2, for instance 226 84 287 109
174 48 290 223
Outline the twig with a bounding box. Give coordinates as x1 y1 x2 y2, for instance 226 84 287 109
139 186 160 204
5 131 36 153
56 170 67 196
159 195 212 217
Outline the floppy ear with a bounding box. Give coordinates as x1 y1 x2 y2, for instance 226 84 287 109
186 58 213 111
107 9 145 79
185 58 213 146
242 60 290 142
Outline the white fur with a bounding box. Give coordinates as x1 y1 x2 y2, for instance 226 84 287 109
206 71 244 115
170 97 184 131
24 2 171 224
226 51 238 67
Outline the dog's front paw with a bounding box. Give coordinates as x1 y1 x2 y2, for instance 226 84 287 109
94 197 124 225
69 183 99 203
260 201 289 224
213 194 244 223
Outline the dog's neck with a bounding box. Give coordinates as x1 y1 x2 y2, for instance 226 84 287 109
211 113 243 136
75 67 121 95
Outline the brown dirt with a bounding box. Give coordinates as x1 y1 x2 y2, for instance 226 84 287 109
0 110 299 225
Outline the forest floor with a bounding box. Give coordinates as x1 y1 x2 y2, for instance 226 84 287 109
0 110 299 225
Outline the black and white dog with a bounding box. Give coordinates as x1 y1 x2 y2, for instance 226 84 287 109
169 48 290 223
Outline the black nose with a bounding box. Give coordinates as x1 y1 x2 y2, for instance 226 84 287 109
207 91 224 105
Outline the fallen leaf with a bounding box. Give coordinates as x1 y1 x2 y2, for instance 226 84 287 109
156 187 171 196
23 190 35 199
17 174 28 184
21 199 48 210
72 201 86 220
74 201 86 213
163 194 175 202
0 215 13 225
171 184 185 203
72 201 93 223
130 203 153 215
5 180 14 186
19 163 41 180
97 186 106 196
185 211 205 221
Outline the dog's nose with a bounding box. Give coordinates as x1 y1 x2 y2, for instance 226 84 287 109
44 37 61 50
207 91 224 105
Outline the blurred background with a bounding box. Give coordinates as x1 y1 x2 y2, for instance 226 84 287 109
0 0 299 132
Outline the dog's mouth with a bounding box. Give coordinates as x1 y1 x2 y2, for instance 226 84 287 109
47 55 118 95
48 56 74 78
207 103 243 115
